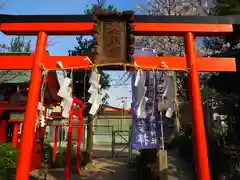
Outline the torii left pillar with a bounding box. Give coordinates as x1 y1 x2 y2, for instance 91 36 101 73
15 32 47 180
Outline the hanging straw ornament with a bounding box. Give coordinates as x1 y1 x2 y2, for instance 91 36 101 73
37 69 49 129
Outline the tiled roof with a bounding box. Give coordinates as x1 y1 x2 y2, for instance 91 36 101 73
0 70 30 84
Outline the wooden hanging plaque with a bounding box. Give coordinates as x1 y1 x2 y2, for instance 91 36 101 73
93 11 135 65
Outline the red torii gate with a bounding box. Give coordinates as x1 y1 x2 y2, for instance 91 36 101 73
0 14 238 180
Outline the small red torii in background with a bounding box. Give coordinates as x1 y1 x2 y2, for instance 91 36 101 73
0 14 238 180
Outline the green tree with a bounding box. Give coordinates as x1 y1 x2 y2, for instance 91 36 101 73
213 0 240 48
68 2 116 163
9 36 31 52
205 0 240 131
202 1 240 179
0 143 19 180
203 0 240 52
0 37 31 53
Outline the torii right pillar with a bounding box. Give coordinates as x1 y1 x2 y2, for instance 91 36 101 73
185 32 210 180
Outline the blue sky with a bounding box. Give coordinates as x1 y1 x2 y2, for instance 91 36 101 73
0 0 148 109
0 0 145 54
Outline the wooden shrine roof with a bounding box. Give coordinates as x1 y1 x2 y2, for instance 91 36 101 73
0 71 60 104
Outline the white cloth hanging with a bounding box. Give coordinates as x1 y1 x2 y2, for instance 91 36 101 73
88 71 102 115
134 71 147 106
134 70 141 87
89 71 101 84
162 74 174 100
88 84 98 94
62 97 73 118
57 77 72 99
165 107 175 118
137 96 148 118
157 72 175 118
163 73 175 118
89 94 102 115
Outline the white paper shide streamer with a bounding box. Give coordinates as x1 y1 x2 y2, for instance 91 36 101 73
158 72 175 118
38 102 46 127
57 77 73 118
134 70 147 118
88 71 102 115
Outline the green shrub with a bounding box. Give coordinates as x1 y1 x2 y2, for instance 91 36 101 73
43 143 88 169
170 125 240 180
0 143 19 180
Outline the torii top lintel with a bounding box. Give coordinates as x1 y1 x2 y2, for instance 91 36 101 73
0 14 239 36
0 14 237 72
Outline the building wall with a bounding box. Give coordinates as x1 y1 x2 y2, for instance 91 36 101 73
93 108 132 145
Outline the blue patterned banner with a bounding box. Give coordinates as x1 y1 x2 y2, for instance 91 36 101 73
131 48 162 149
131 104 161 149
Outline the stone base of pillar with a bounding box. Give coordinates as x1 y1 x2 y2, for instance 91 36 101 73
158 149 168 180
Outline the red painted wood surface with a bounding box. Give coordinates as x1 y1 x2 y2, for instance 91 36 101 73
0 54 236 72
30 139 42 171
12 123 19 148
185 32 210 180
53 127 58 162
15 32 47 180
0 22 232 36
0 120 6 143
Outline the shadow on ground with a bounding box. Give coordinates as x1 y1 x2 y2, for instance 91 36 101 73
29 148 192 180
80 148 135 180
29 148 134 180
167 150 194 180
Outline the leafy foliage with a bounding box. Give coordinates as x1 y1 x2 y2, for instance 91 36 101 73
203 0 240 50
214 0 240 15
9 37 31 52
200 0 240 179
0 143 18 169
44 143 88 168
0 37 31 53
0 143 19 180
206 0 240 138
84 3 116 14
170 123 240 180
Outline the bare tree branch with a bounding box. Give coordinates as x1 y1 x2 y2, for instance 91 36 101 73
136 0 214 101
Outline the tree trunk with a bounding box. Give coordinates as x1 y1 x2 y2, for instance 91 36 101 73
86 115 93 163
